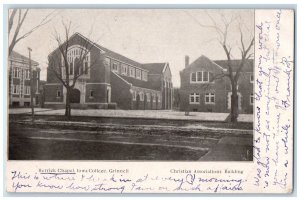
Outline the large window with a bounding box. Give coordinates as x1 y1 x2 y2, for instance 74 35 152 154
205 93 215 104
190 71 210 83
66 45 90 77
136 69 141 80
190 93 200 104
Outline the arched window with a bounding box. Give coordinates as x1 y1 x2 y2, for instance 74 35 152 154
64 45 91 77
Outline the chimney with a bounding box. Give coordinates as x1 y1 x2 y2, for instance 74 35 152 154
185 55 189 68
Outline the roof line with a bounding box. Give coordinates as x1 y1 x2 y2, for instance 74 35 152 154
107 56 149 72
210 60 227 71
111 71 132 87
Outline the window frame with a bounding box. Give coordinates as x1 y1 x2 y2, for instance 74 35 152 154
189 93 200 104
205 93 215 104
190 71 210 83
24 86 31 95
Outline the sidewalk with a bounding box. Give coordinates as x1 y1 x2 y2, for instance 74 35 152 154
9 108 253 123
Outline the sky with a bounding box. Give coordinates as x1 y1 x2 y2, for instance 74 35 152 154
9 9 254 87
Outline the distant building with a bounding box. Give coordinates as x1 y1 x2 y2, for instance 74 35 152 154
9 51 41 107
44 32 173 110
179 55 254 114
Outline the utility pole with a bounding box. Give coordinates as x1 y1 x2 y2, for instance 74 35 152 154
28 47 34 122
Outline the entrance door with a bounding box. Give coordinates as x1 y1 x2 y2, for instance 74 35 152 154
70 88 80 103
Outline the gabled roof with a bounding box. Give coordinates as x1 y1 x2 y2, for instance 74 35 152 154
10 51 39 65
141 63 166 74
118 73 158 90
185 55 226 71
214 59 253 72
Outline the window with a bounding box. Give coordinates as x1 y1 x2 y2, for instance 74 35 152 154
112 63 118 72
152 93 156 102
190 93 200 104
25 86 30 95
121 64 128 75
66 46 90 77
136 69 141 79
90 90 94 98
140 92 144 101
205 93 215 104
146 93 150 102
250 74 254 83
191 72 196 82
13 67 19 78
70 62 73 75
56 90 61 98
12 85 19 94
84 62 89 74
24 69 30 80
191 71 210 83
157 94 161 102
129 67 135 77
142 71 148 81
132 91 136 101
197 72 202 82
250 93 254 105
203 72 209 82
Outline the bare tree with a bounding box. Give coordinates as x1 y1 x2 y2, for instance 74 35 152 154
8 9 56 55
48 21 98 119
185 11 254 123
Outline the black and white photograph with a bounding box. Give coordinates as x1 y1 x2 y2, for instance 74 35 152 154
8 9 255 161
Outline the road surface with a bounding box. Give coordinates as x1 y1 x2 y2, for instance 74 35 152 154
9 120 253 161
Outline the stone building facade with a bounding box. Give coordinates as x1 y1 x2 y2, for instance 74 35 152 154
44 32 173 110
179 55 254 114
9 51 41 107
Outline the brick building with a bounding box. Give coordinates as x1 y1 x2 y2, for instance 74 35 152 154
9 51 41 107
44 32 173 110
179 55 254 114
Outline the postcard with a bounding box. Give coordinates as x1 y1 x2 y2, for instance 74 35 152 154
5 8 294 193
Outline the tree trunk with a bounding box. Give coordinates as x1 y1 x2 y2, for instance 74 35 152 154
65 87 71 120
230 82 239 123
